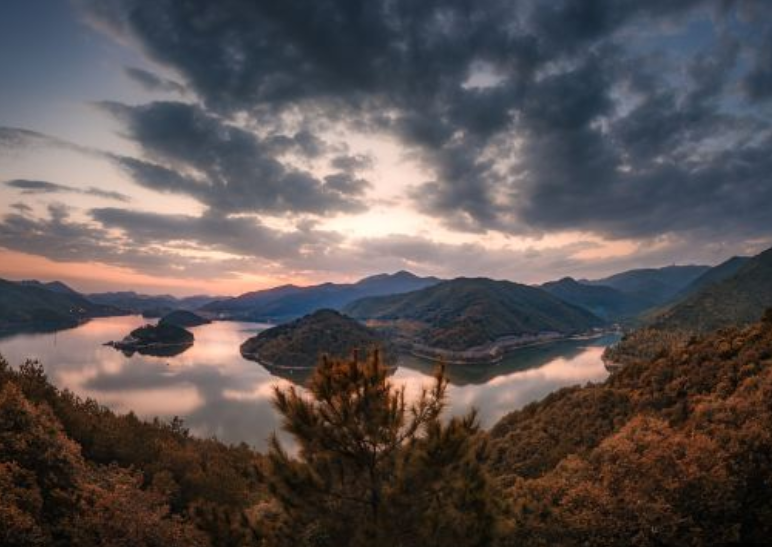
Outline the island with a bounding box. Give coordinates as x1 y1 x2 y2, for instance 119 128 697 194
106 323 194 357
240 309 395 370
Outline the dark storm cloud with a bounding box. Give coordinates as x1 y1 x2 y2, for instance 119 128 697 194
5 178 130 202
123 66 186 94
69 0 772 242
97 100 369 215
743 29 772 102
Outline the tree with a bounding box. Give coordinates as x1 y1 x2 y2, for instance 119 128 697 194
265 350 498 547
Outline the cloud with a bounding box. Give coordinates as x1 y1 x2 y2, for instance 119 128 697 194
123 66 186 94
4 179 130 202
90 207 342 260
0 204 340 279
97 101 370 215
72 0 772 247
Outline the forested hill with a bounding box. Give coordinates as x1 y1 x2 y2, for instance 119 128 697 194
0 279 123 331
490 311 772 545
648 246 772 333
240 309 392 369
540 277 648 320
582 264 709 308
344 277 602 351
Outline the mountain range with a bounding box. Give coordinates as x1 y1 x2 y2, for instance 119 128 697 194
2 247 770 346
203 270 440 322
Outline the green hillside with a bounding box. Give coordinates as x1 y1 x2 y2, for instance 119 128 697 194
649 246 772 333
540 277 648 320
344 278 603 351
584 265 709 308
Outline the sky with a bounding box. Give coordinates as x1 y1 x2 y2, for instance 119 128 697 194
0 0 771 296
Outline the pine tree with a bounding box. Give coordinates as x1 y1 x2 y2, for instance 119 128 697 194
265 349 498 547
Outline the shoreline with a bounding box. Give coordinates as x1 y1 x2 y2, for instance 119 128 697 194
405 331 613 365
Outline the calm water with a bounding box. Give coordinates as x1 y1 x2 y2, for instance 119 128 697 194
0 316 618 450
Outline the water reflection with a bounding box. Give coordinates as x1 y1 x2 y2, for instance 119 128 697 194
0 316 618 450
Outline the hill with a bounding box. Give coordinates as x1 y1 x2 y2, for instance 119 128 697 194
674 255 751 299
583 264 709 308
540 277 648 320
240 309 393 369
18 279 81 296
0 279 124 331
344 278 603 354
647 246 772 333
204 270 440 322
158 309 212 327
488 312 772 544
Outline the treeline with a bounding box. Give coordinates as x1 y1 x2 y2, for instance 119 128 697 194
3 311 772 545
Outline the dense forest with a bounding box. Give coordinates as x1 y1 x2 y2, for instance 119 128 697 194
3 311 772 545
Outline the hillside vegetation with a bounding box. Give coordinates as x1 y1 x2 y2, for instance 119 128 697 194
345 278 602 351
540 277 647 320
649 246 772 333
240 309 393 369
583 265 709 308
0 357 268 546
0 279 122 331
490 311 772 545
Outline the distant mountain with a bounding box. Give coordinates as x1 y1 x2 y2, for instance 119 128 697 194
18 280 81 296
158 310 211 328
204 271 440 323
674 256 751 300
649 246 772 333
582 265 710 308
240 309 393 369
87 292 221 314
344 278 603 352
0 279 124 331
540 277 648 321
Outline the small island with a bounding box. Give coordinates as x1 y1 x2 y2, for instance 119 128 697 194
240 309 395 370
158 309 212 327
107 322 194 357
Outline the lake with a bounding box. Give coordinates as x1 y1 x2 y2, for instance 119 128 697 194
0 315 618 450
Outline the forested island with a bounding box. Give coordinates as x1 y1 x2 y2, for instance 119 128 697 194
106 323 195 357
